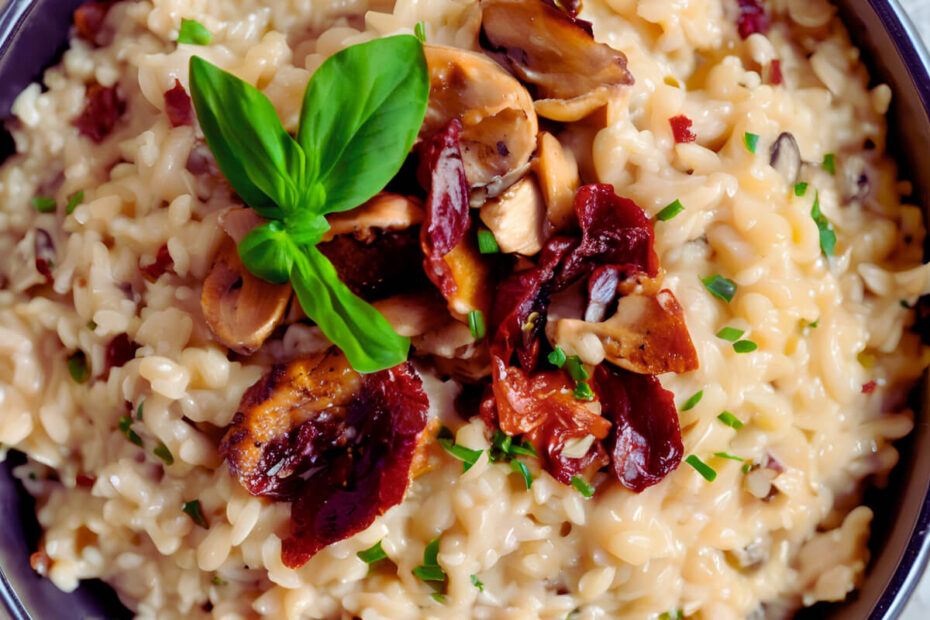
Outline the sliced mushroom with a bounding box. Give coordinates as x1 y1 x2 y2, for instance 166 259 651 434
551 289 698 374
372 290 451 338
422 44 538 195
840 154 872 204
443 240 493 318
769 132 801 184
481 0 633 121
322 193 424 242
479 175 550 255
534 132 580 231
202 225 292 356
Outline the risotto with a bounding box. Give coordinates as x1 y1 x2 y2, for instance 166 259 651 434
1 0 929 618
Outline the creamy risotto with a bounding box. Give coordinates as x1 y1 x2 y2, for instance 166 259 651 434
1 0 929 618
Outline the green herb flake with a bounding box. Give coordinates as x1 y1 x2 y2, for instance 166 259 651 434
685 455 717 482
153 442 174 465
468 310 486 340
182 499 209 528
508 440 537 458
571 475 595 498
741 461 754 474
437 433 483 472
743 132 760 154
548 346 567 368
680 390 703 411
573 381 595 401
477 229 499 254
715 327 744 342
414 21 427 43
901 300 912 309
490 430 512 461
118 416 143 447
509 459 533 490
357 540 388 564
810 192 836 256
822 153 836 174
656 199 684 221
178 18 212 46
732 340 758 353
87 320 97 331
794 182 808 197
808 320 819 328
66 190 84 215
717 411 744 430
430 592 446 604
701 275 737 302
659 610 684 620
136 400 144 420
413 536 446 582
564 355 590 382
28 472 36 480
32 197 56 213
67 351 90 383
211 575 227 586
470 574 484 592
713 451 743 462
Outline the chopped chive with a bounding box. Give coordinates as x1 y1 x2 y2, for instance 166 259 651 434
136 400 144 420
67 351 90 383
413 536 446 582
822 153 836 174
571 475 595 498
573 381 595 401
715 326 744 342
430 593 446 604
713 451 743 461
701 275 737 302
468 310 486 339
656 199 685 221
211 575 227 586
414 20 427 43
901 300 912 309
741 461 754 474
509 459 533 490
153 442 174 465
794 182 808 197
470 574 484 592
808 320 819 328
118 416 143 447
491 430 512 460
182 499 209 528
32 197 56 213
659 610 684 620
743 132 759 153
717 411 744 429
564 355 590 381
680 390 703 411
733 340 758 353
437 436 483 472
810 191 836 256
508 440 537 458
477 229 499 254
357 540 388 564
87 320 97 331
178 18 212 45
66 190 84 215
548 346 567 368
685 455 716 481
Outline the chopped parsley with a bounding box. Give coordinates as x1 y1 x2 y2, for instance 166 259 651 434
571 475 595 498
656 199 685 221
685 455 716 481
810 191 836 256
66 190 84 215
182 499 209 528
211 575 227 586
118 416 143 447
701 275 737 302
794 182 808 197
715 327 744 342
509 459 533 490
357 540 388 564
32 197 56 213
564 355 590 382
468 309 486 340
477 229 499 254
713 451 744 461
548 346 567 368
717 411 744 429
743 132 760 154
680 390 703 411
822 152 836 174
153 442 174 465
573 381 595 401
732 340 758 353
67 351 90 383
178 18 212 46
437 427 483 472
414 21 427 43
470 574 484 592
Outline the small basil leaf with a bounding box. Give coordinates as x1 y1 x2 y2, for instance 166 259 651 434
284 210 330 247
238 221 294 284
189 56 306 215
297 35 429 214
290 246 409 372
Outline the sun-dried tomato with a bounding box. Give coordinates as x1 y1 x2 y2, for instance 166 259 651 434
768 59 783 85
593 363 683 492
73 1 114 44
861 380 877 394
736 0 769 39
74 84 126 143
164 79 193 127
75 474 96 488
102 333 139 378
669 115 696 143
140 244 173 281
34 229 55 284
318 227 427 300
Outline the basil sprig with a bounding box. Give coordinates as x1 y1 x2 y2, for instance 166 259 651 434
189 35 429 372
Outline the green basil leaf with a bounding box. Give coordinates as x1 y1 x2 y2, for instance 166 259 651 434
296 35 428 214
189 56 306 216
290 246 409 372
238 221 294 284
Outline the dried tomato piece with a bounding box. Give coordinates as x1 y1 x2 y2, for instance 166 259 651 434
140 244 173 281
102 333 139 378
318 227 427 300
75 474 96 488
669 115 696 143
220 350 429 567
768 59 783 85
74 84 126 143
73 1 114 44
861 380 877 394
736 0 769 39
164 79 193 127
34 229 55 284
593 363 683 492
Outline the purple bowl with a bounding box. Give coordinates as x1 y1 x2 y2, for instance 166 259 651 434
1 0 930 618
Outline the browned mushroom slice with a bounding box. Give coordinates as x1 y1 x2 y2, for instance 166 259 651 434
534 132 580 232
481 0 634 121
479 175 550 255
421 44 538 195
202 234 292 356
551 289 698 374
322 192 424 242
